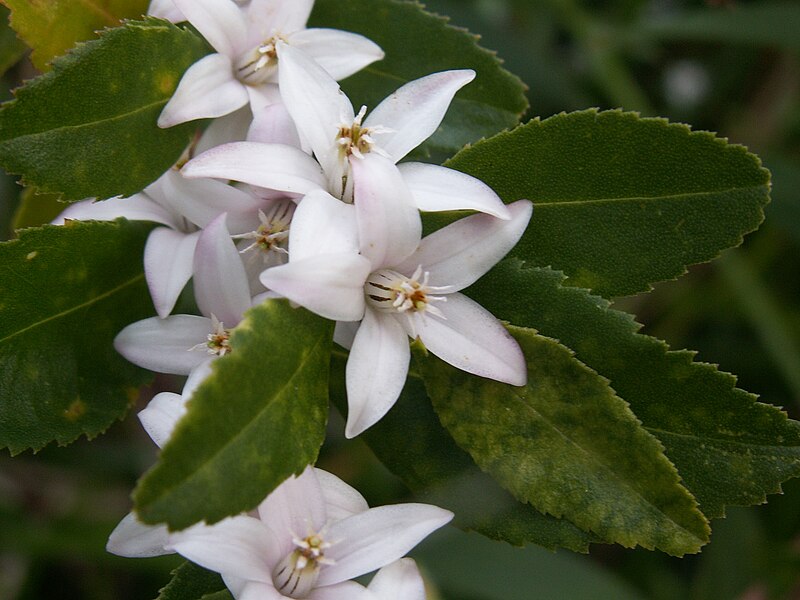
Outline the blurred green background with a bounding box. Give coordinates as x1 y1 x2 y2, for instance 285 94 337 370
2 0 800 598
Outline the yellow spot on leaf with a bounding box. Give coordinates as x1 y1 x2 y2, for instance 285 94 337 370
64 398 86 422
157 72 177 95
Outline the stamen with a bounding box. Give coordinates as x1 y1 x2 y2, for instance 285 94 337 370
272 530 334 599
188 314 232 356
233 200 295 257
235 35 286 85
365 268 453 333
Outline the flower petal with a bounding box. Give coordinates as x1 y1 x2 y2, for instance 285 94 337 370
248 102 303 149
398 162 511 219
106 512 170 558
344 308 410 439
288 29 384 81
193 213 252 325
288 189 358 262
314 468 369 521
52 194 178 227
196 106 253 154
259 253 370 322
309 581 374 600
364 69 475 163
277 41 352 182
416 293 527 386
148 0 184 22
158 53 249 128
257 466 327 557
113 315 215 375
238 581 284 600
396 199 532 291
168 516 278 583
173 0 247 56
245 0 313 43
318 503 453 586
182 141 327 197
138 391 187 448
145 228 199 318
351 154 421 269
367 559 425 600
182 357 216 400
333 320 358 350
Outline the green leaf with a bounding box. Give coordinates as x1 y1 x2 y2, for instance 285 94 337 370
0 6 26 77
309 0 527 161
330 353 595 552
0 18 209 201
0 220 154 454
639 2 800 51
420 326 710 555
135 300 333 530
468 261 800 518
435 109 770 298
157 561 231 600
2 0 149 71
12 187 66 230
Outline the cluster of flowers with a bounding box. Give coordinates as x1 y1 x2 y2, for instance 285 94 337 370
55 0 532 597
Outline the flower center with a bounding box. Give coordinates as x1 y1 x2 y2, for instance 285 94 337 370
189 315 232 356
235 200 294 257
366 266 452 321
235 35 285 85
272 532 333 599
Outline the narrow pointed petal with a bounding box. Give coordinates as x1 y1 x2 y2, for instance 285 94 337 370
246 0 313 42
173 0 247 56
318 504 453 586
315 468 369 521
398 163 511 218
309 581 374 600
106 513 170 558
257 467 327 556
416 293 527 386
194 213 252 325
260 254 370 322
138 392 187 448
114 315 215 375
168 516 278 583
183 141 327 196
145 228 199 318
277 42 353 179
396 199 533 292
196 106 253 154
345 308 410 439
248 102 303 149
289 189 358 262
148 0 184 22
289 29 384 81
368 559 425 600
351 154 421 269
158 53 249 128
52 194 178 227
365 70 476 163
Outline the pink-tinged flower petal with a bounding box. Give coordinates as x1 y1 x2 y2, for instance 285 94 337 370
289 189 358 262
288 29 384 81
138 391 187 448
106 512 170 558
173 0 247 56
238 581 284 600
315 468 369 521
351 154 421 270
309 581 374 600
158 54 249 128
145 228 199 318
245 0 314 44
52 195 178 227
259 254 370 322
415 293 527 386
395 199 533 292
365 70 475 163
318 503 453 586
398 162 511 219
196 106 253 154
277 42 353 181
248 102 303 149
221 575 250 600
368 559 425 600
182 357 216 400
257 467 327 557
183 142 327 196
148 0 183 22
344 308 410 439
168 516 278 583
246 83 282 113
193 213 252 325
114 315 215 375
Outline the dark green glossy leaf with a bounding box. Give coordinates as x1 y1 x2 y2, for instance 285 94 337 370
2 0 149 70
157 561 231 600
435 109 770 297
135 300 333 530
0 18 208 201
0 220 154 454
469 261 800 518
420 326 709 555
309 0 527 161
330 352 595 552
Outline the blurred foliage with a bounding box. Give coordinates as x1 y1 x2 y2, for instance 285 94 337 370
2 0 800 598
